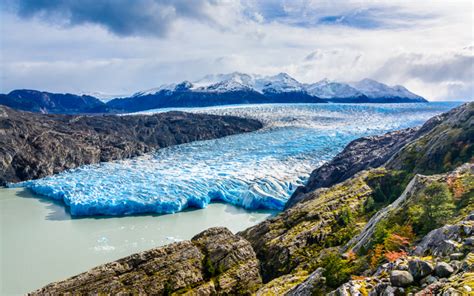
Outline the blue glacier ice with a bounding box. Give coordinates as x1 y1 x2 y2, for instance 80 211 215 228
12 102 461 216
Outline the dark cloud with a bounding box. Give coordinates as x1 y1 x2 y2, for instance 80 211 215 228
3 0 220 37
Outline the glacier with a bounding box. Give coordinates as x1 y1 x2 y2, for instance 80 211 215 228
12 102 460 216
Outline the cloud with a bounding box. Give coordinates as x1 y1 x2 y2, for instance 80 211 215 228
0 0 472 101
2 0 235 37
241 0 433 30
372 48 474 100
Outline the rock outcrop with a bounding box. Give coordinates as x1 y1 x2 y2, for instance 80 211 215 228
387 102 473 174
0 105 262 185
239 168 388 282
287 102 473 209
286 128 418 208
30 227 262 295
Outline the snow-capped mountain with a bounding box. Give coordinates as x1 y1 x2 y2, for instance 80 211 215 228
1 72 427 114
103 73 428 112
190 72 306 94
350 78 425 101
305 78 426 102
305 79 363 99
254 73 306 93
192 72 255 92
127 73 424 102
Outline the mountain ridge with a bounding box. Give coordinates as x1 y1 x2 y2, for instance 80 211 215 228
1 73 427 114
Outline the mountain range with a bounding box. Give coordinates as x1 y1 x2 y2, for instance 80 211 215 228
0 72 427 114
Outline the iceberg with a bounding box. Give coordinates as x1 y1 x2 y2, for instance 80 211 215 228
13 102 459 216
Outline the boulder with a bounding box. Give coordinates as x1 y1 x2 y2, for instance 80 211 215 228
390 270 414 287
408 259 434 280
413 224 463 256
420 275 437 286
286 268 326 296
450 253 465 260
434 262 454 278
464 237 474 246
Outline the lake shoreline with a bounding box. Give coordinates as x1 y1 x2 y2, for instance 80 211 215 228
0 187 275 295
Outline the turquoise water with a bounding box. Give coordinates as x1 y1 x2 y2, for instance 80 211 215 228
13 102 461 216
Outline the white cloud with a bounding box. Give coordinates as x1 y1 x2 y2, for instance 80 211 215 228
0 0 472 101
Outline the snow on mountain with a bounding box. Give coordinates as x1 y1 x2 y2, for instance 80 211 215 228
132 83 180 97
82 92 129 102
192 72 256 92
350 79 424 101
254 73 306 93
132 81 194 97
190 72 306 94
129 73 426 102
305 79 362 99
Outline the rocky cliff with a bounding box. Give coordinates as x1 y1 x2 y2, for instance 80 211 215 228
387 102 473 174
0 106 262 185
287 102 473 209
30 227 262 295
286 127 419 208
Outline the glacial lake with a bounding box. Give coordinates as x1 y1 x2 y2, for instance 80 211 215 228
0 187 274 295
0 102 461 294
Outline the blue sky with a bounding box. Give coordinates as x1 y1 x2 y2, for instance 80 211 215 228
1 0 472 101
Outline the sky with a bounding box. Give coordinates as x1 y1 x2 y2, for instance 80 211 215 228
0 0 472 101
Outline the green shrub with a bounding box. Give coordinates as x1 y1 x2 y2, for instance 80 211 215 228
365 171 410 214
408 181 455 235
320 252 352 288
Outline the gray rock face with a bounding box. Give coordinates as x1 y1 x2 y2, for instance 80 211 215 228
408 259 434 280
286 268 325 296
434 262 454 278
390 270 414 287
464 237 474 246
30 227 262 295
420 275 437 286
386 102 473 174
286 127 418 208
413 221 472 256
450 253 465 260
0 106 262 185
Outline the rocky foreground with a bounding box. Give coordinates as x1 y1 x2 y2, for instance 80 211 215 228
0 105 262 185
30 102 473 295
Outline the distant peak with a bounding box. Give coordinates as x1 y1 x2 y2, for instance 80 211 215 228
316 78 331 85
274 72 293 79
358 78 381 84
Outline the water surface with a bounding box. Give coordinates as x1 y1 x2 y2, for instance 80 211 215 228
0 188 273 295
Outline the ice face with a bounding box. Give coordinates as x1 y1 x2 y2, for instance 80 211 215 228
13 102 460 216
